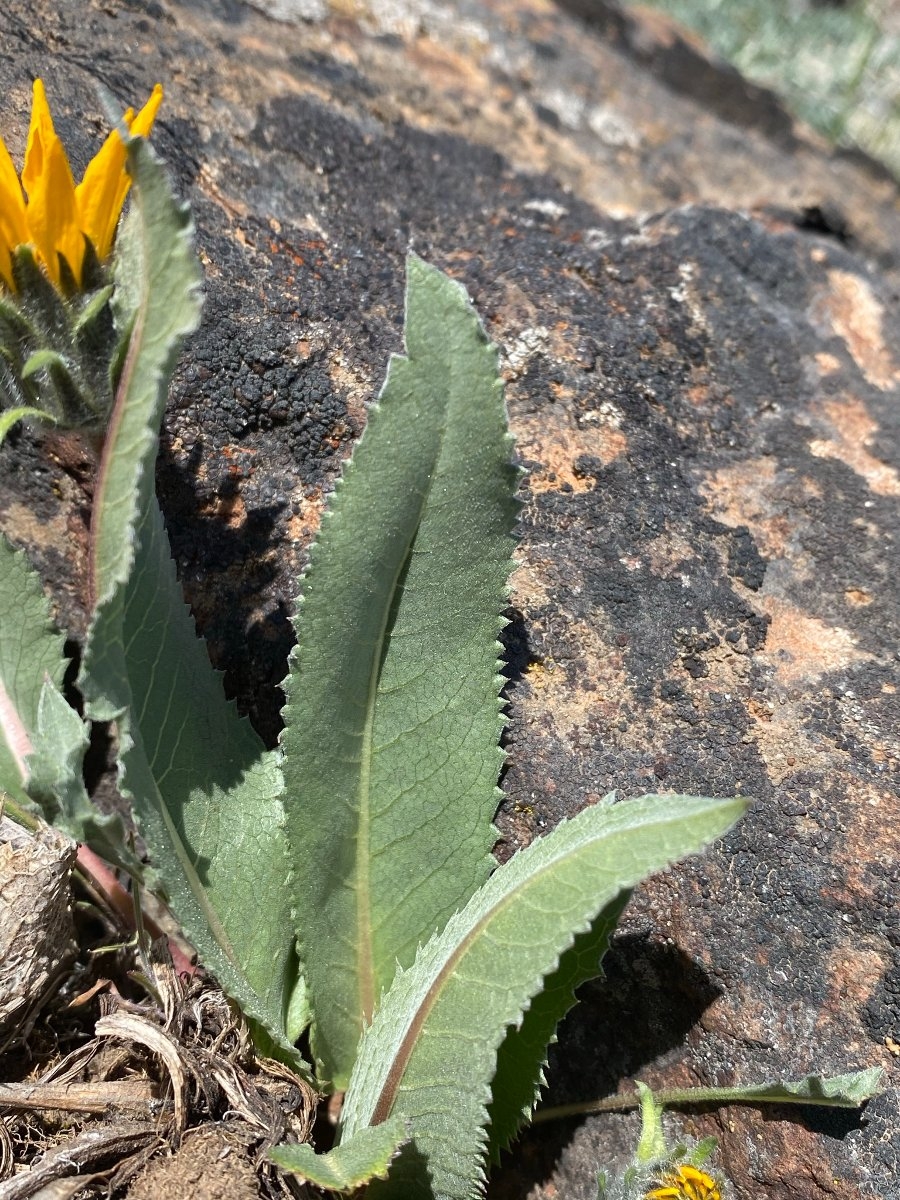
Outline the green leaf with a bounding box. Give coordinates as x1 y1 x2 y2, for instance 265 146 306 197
73 284 115 336
95 482 304 1067
269 1114 408 1191
286 972 312 1045
339 794 747 1200
0 538 133 864
79 130 198 769
0 405 56 445
0 248 118 429
11 245 70 347
486 792 624 1160
635 1082 667 1164
281 253 518 1086
0 536 68 806
686 1138 719 1168
28 679 138 872
781 1067 885 1106
652 1067 886 1109
21 349 93 425
80 136 201 645
21 348 70 379
0 295 35 351
532 1064 885 1124
486 894 628 1161
76 139 304 1067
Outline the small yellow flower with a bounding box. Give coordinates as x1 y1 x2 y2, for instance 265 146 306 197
645 1163 721 1200
0 78 163 292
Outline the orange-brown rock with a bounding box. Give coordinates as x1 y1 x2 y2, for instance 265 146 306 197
0 2 896 1196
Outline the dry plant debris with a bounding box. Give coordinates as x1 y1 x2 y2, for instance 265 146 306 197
0 940 317 1199
0 816 76 1055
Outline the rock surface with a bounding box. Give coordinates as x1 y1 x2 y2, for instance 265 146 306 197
0 1 897 1197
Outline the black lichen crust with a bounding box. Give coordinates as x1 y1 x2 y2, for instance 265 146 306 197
0 3 896 1197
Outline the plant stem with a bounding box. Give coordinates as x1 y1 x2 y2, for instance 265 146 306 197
534 1082 866 1124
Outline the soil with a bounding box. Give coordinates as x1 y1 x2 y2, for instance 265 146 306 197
125 1125 270 1200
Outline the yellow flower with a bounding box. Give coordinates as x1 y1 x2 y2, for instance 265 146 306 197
645 1164 721 1200
0 78 163 292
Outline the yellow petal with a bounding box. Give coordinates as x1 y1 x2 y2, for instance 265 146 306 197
25 130 84 288
21 79 84 287
0 136 27 289
645 1166 720 1200
75 121 129 262
22 79 56 200
128 84 163 139
76 84 163 261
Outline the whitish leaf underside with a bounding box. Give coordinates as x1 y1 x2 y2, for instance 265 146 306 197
281 254 518 1085
0 537 67 805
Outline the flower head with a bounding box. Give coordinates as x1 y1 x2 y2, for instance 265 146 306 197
0 78 162 292
645 1164 721 1200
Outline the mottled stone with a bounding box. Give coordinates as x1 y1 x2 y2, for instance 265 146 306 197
0 1 896 1196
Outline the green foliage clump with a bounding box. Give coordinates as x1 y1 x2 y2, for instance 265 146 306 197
627 0 900 174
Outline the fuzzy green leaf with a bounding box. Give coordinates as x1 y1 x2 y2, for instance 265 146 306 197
281 253 518 1086
486 894 628 1160
28 679 138 872
485 793 625 1160
656 1067 886 1109
77 139 303 1067
340 794 747 1200
0 296 35 350
0 536 68 806
772 1067 885 1106
111 495 304 1065
269 1114 408 1191
635 1082 667 1164
0 535 131 861
3 246 116 428
80 136 201 643
21 349 91 423
0 405 56 444
286 973 312 1045
73 284 115 335
11 245 70 347
21 348 69 379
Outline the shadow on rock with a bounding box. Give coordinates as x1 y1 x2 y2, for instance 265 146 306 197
488 933 721 1197
156 444 293 746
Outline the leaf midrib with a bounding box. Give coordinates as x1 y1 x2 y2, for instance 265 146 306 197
355 387 451 1028
83 151 235 973
367 833 578 1126
123 506 242 974
88 207 150 615
0 677 32 785
365 805 718 1126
